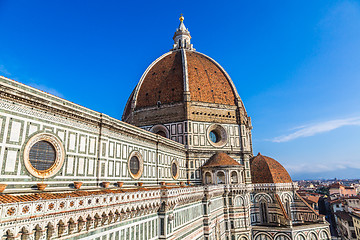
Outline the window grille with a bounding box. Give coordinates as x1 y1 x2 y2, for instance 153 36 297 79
29 140 56 171
130 156 140 175
171 162 178 178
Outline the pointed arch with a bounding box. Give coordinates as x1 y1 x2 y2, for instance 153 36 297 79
254 193 273 203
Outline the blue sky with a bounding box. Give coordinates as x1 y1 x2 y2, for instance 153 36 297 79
0 0 359 180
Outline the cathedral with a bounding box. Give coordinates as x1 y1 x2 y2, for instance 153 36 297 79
0 16 330 240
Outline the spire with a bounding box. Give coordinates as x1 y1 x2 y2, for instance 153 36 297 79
172 14 194 50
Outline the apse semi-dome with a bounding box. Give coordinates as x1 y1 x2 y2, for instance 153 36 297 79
202 152 242 168
250 153 292 184
122 16 249 127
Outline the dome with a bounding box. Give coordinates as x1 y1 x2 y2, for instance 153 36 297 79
122 16 247 123
202 152 242 168
250 153 292 184
132 50 239 111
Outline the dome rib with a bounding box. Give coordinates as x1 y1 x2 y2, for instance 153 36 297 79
122 49 248 122
132 51 174 107
135 51 184 109
193 51 242 105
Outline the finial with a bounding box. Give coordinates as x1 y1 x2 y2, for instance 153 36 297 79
179 13 184 22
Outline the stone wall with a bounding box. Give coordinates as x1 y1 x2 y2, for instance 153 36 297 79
0 76 186 192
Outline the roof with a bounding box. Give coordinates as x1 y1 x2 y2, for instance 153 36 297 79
351 211 360 218
135 51 184 109
0 186 189 204
342 195 360 200
202 152 242 168
123 49 239 118
335 211 353 222
329 199 343 204
329 182 343 188
303 196 320 204
250 153 292 184
297 191 323 198
186 51 236 105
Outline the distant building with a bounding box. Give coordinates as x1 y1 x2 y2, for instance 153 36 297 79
329 183 357 200
334 211 357 239
297 191 324 212
330 199 345 213
344 196 360 212
350 212 360 239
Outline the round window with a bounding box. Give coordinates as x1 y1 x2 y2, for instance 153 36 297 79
129 156 140 175
29 140 56 171
150 125 169 138
207 124 228 147
156 130 167 137
209 130 220 143
128 151 143 179
171 162 178 179
23 133 65 179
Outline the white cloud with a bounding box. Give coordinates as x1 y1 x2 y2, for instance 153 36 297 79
285 160 360 174
28 83 64 98
272 117 360 142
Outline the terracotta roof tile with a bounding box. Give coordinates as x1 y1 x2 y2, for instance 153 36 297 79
202 152 241 168
127 50 238 117
186 51 236 105
303 196 320 204
0 187 180 204
136 51 184 109
329 182 343 188
250 153 292 184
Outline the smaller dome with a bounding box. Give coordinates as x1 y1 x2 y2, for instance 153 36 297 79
202 152 242 168
250 153 292 184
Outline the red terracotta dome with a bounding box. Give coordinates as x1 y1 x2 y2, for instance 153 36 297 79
126 50 239 111
122 15 248 125
202 152 242 168
135 51 184 109
250 153 292 184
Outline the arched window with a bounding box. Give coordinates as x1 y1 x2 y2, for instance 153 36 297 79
217 171 225 184
255 234 271 240
275 235 290 240
296 234 305 240
205 172 212 184
260 201 268 224
285 199 291 218
319 231 329 240
179 39 182 48
150 125 169 138
156 130 167 137
308 233 317 240
230 171 238 184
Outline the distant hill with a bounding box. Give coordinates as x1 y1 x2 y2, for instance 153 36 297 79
291 167 360 181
